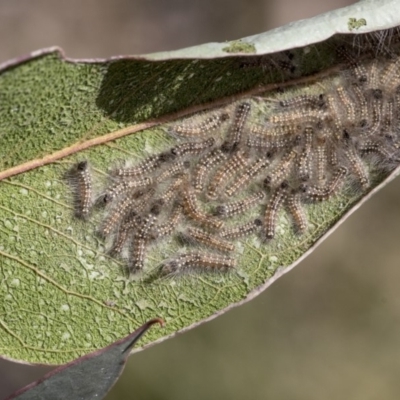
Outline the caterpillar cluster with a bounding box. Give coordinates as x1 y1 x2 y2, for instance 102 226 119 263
67 36 400 278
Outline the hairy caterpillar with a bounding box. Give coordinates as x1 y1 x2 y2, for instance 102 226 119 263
65 26 400 277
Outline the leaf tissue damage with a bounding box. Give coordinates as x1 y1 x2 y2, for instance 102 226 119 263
1 17 400 365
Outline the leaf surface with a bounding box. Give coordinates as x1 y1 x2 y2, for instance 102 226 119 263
1 0 400 365
5 319 162 400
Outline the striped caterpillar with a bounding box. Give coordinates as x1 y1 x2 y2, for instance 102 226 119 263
65 28 400 277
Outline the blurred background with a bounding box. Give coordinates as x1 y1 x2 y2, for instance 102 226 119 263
3 0 400 399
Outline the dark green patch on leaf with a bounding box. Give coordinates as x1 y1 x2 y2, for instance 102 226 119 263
348 17 367 31
222 40 256 54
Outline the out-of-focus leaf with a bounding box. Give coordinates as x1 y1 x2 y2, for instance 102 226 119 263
5 319 162 400
1 0 400 366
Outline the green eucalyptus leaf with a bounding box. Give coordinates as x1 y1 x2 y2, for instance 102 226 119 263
1 0 400 365
5 319 162 400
